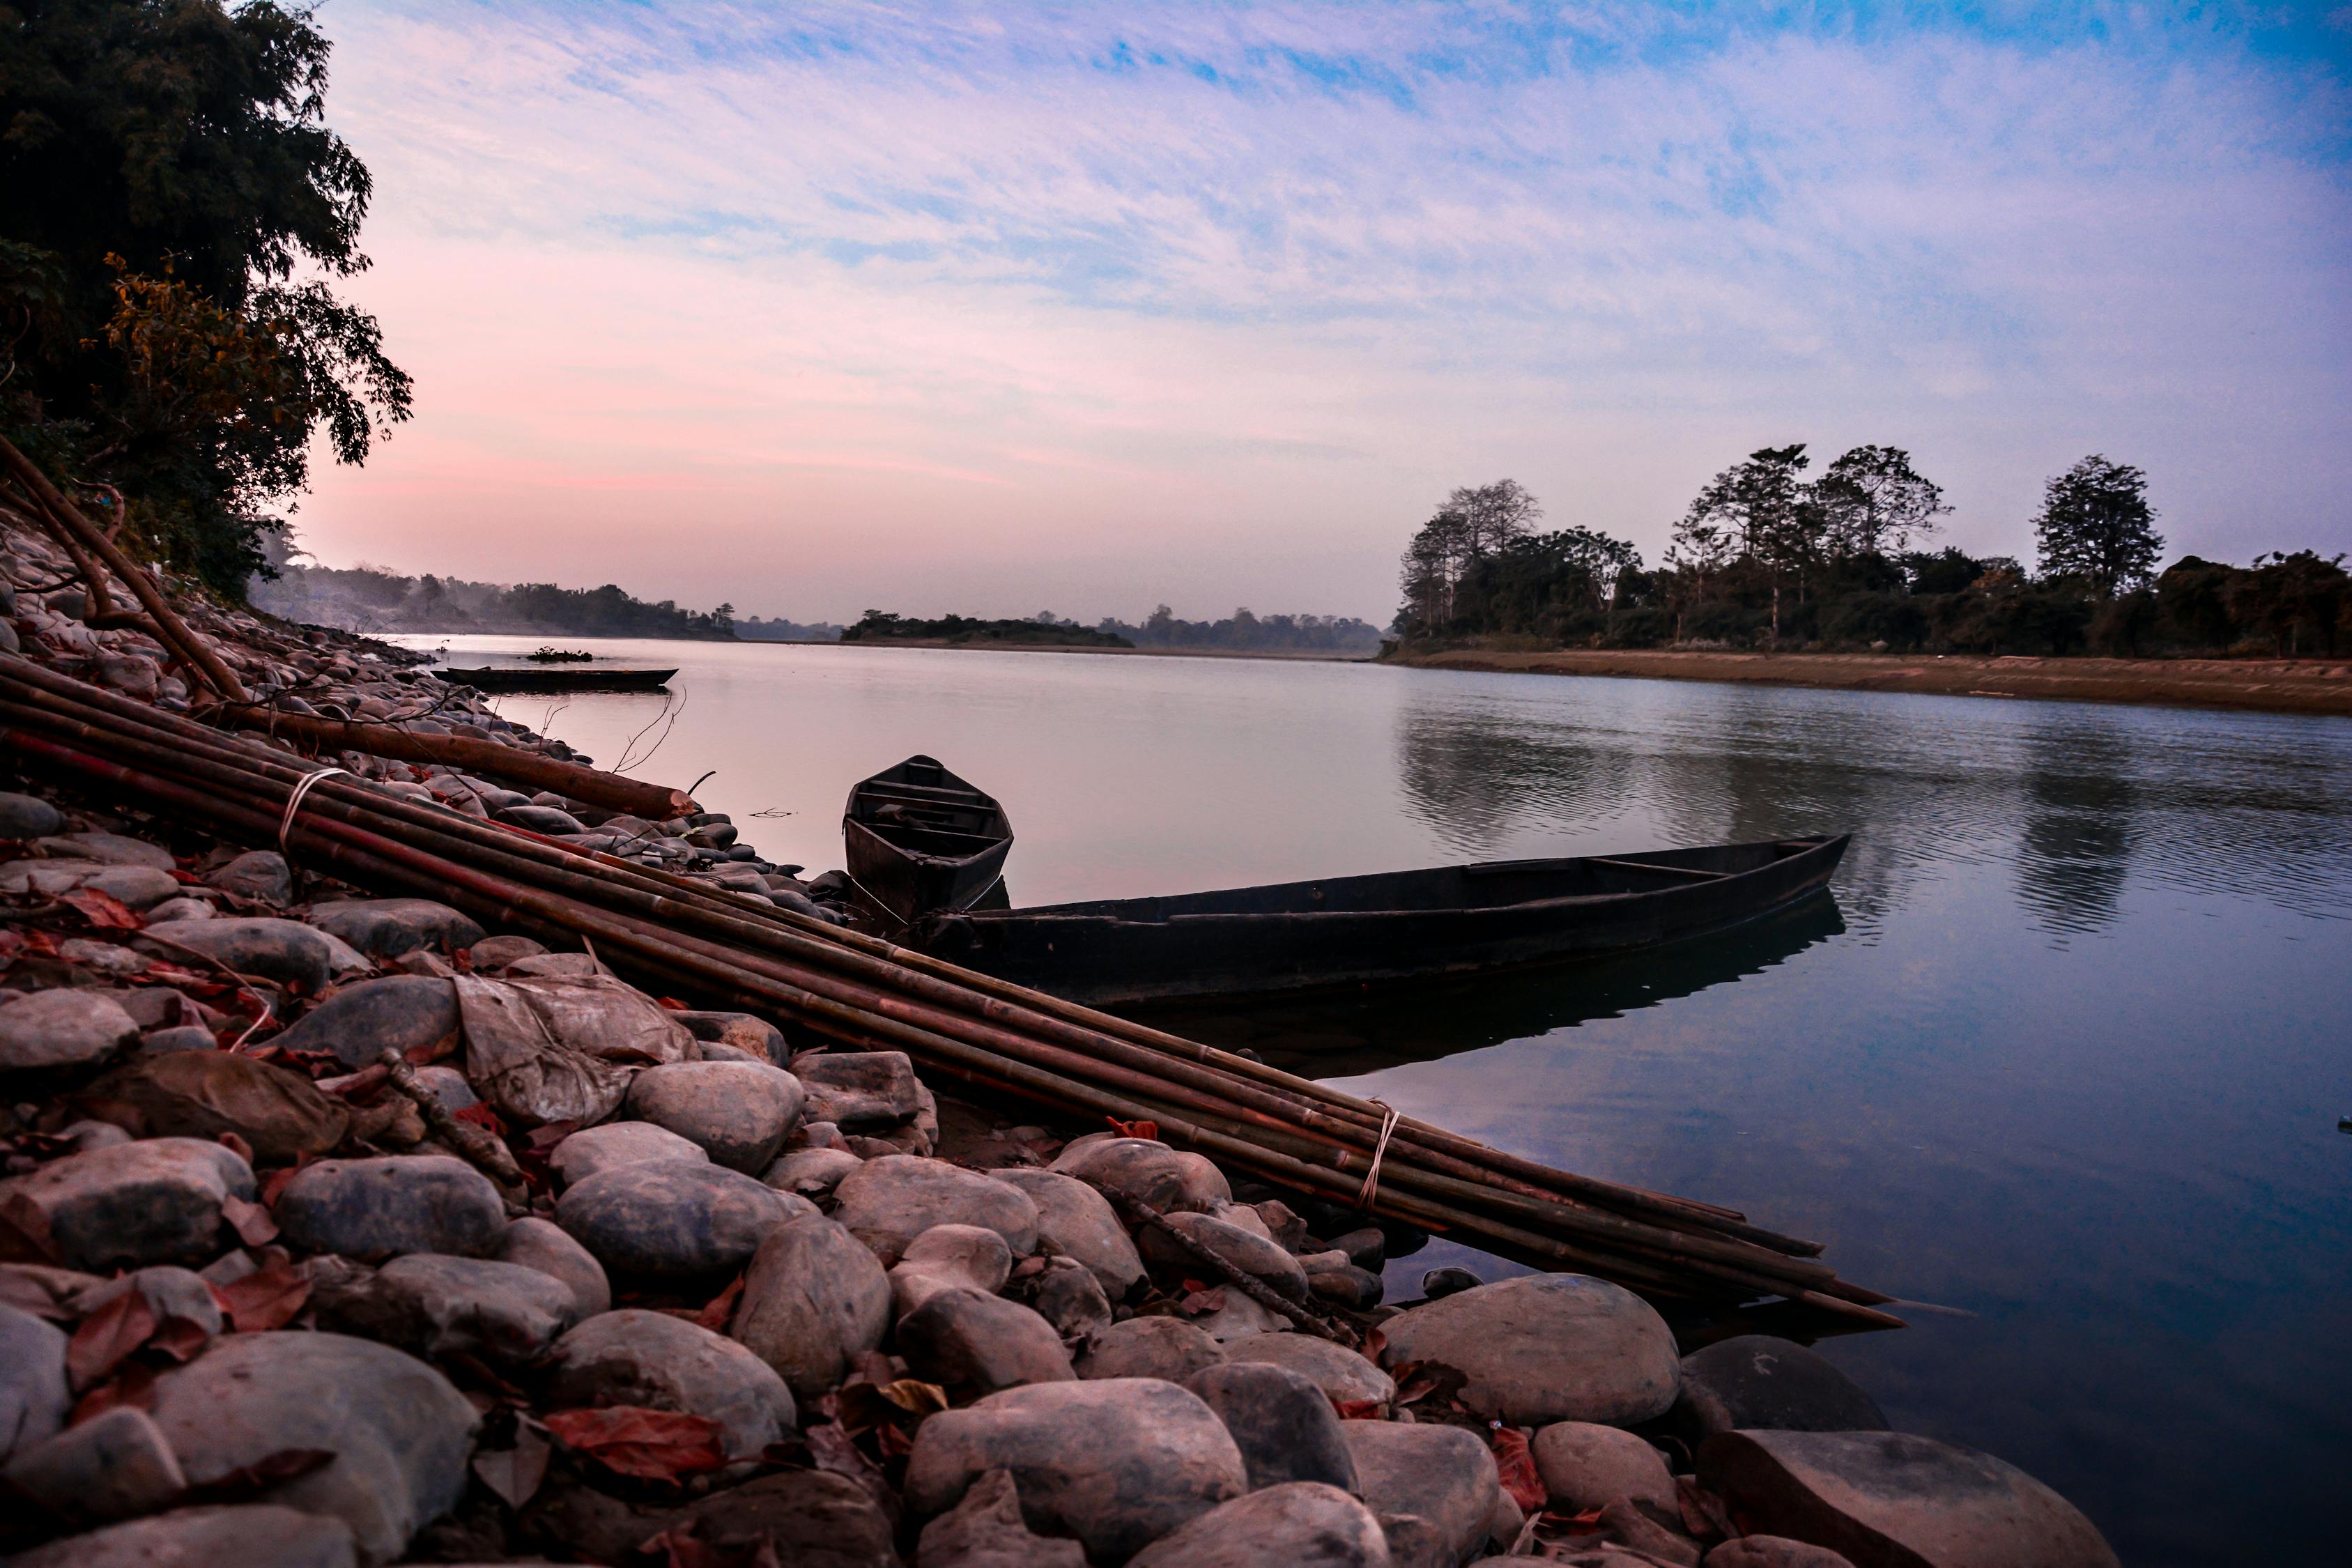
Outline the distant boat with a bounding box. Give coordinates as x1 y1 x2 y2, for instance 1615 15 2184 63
843 755 1014 925
912 834 1850 1006
440 666 675 693
525 647 594 663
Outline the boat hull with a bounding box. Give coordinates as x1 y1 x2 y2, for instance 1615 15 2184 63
440 666 676 693
843 755 1015 925
913 834 1849 1005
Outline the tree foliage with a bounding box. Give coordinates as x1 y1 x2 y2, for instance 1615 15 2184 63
2032 455 2161 598
0 0 410 592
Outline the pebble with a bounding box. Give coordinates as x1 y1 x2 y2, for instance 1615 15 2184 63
1029 1255 1114 1342
763 1144 863 1199
0 1302 69 1461
1672 1335 1889 1445
465 933 546 969
1127 1481 1393 1568
491 1215 612 1318
544 1308 796 1458
674 1008 787 1064
1698 1429 2120 1568
141 894 216 923
915 1466 1088 1567
1342 1420 1502 1568
134 1023 219 1054
1377 1273 1680 1427
268 974 460 1068
313 1252 585 1364
1420 1266 1482 1299
0 1136 255 1271
2 1406 187 1525
494 803 587 834
547 1119 709 1187
1531 1421 1677 1513
132 916 370 994
5 1504 356 1568
0 790 65 838
205 849 293 905
891 1222 1014 1319
146 1331 477 1565
831 1154 1040 1266
1183 1360 1360 1492
624 1059 806 1171
0 987 141 1076
905 1378 1250 1564
732 1213 891 1400
899 1288 1077 1394
1077 1315 1227 1381
792 1049 922 1128
276 1155 507 1261
305 898 486 960
555 1160 815 1281
1053 1133 1233 1212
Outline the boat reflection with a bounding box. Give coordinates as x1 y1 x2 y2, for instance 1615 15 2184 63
1123 892 1847 1077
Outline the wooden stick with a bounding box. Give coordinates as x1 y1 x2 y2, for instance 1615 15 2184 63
1112 1190 1360 1346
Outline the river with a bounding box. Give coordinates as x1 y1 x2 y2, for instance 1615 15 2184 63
406 633 2352 1566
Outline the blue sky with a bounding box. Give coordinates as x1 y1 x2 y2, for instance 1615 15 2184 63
300 1 2352 620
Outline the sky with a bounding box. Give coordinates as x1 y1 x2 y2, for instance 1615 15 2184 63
293 1 2352 624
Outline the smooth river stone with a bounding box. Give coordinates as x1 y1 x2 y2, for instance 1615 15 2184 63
1376 1273 1680 1427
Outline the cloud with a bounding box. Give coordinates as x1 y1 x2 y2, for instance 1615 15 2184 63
297 1 2352 618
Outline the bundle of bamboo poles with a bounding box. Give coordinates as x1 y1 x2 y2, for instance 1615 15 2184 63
0 651 1902 1328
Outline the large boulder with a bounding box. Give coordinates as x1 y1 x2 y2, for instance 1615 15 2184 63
1184 1361 1358 1492
0 1137 254 1272
555 1161 813 1282
1 1302 68 1461
624 1060 806 1171
146 1332 477 1565
792 1050 921 1128
991 1166 1146 1298
730 1213 891 1400
1342 1422 1500 1568
1053 1134 1232 1212
831 1155 1038 1266
1697 1430 2121 1568
1531 1421 1677 1514
915 1466 1088 1567
905 1378 1250 1564
133 917 369 994
1141 1210 1309 1300
84 1050 349 1161
312 1252 585 1364
547 1120 709 1187
268 975 460 1068
493 1216 612 1318
899 1289 1077 1395
544 1309 795 1459
1077 1315 1227 1382
1224 1333 1396 1410
1128 1482 1393 1568
0 987 141 1079
1376 1273 1678 1427
6 1504 355 1568
1673 1337 1890 1445
305 898 486 960
275 1155 507 1261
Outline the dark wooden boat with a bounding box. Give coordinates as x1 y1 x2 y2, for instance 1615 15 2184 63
912 834 1849 1006
440 666 675 693
843 755 1015 925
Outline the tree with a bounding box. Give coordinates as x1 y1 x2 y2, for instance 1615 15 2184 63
1445 479 1542 558
1814 445 1949 560
0 0 409 592
2032 456 2161 598
1671 444 1819 638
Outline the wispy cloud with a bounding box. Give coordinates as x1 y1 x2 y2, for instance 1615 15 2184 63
300 1 2352 618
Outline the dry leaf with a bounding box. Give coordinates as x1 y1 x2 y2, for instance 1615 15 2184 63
694 1271 747 1332
1490 1424 1547 1514
1105 1116 1160 1141
68 1289 157 1389
212 1257 312 1332
59 888 142 929
220 1194 279 1245
544 1406 728 1482
472 1421 553 1509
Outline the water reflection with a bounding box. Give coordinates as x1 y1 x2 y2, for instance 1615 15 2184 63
1393 697 1638 856
1137 897 1847 1075
2015 720 2141 938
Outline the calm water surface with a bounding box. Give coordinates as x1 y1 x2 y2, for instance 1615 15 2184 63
410 636 2352 1566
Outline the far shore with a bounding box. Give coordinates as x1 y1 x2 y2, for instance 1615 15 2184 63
1388 645 2352 717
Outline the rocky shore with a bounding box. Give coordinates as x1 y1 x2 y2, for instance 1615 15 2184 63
1 517 2119 1566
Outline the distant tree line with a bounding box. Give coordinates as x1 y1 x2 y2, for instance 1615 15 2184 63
1396 459 2349 659
249 558 737 639
841 610 1132 648
736 615 845 643
1094 605 1384 653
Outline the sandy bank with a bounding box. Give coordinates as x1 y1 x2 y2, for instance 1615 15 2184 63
1390 647 2352 718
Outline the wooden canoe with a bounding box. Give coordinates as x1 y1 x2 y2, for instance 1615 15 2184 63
441 666 676 693
912 834 1849 1006
843 755 1015 925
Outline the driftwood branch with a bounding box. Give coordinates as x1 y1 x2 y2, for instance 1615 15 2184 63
1114 1190 1360 1347
375 1047 529 1205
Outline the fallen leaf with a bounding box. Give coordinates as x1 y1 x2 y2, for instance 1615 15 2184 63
1330 1397 1387 1420
472 1422 553 1509
874 1379 950 1417
69 1359 157 1424
0 1192 59 1263
148 1314 213 1363
694 1271 746 1332
544 1406 728 1483
804 1422 900 1525
59 887 141 929
220 1194 279 1245
68 1289 157 1389
454 1101 507 1135
1105 1116 1160 1142
1675 1475 1734 1542
181 1447 336 1505
1177 1286 1227 1316
1490 1424 1547 1514
212 1257 311 1332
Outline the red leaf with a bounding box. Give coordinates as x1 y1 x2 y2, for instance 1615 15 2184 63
181 1447 337 1505
695 1272 747 1332
259 1154 313 1209
220 1194 279 1245
59 887 142 929
148 1314 213 1362
68 1289 157 1389
453 1101 507 1135
213 1258 312 1332
0 1192 60 1264
1330 1397 1387 1420
1490 1424 1547 1514
1177 1286 1227 1316
1105 1116 1160 1141
471 1420 552 1509
656 996 690 1011
69 1360 156 1425
543 1406 728 1482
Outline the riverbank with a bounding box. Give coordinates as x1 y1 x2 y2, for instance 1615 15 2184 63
1389 645 2352 716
